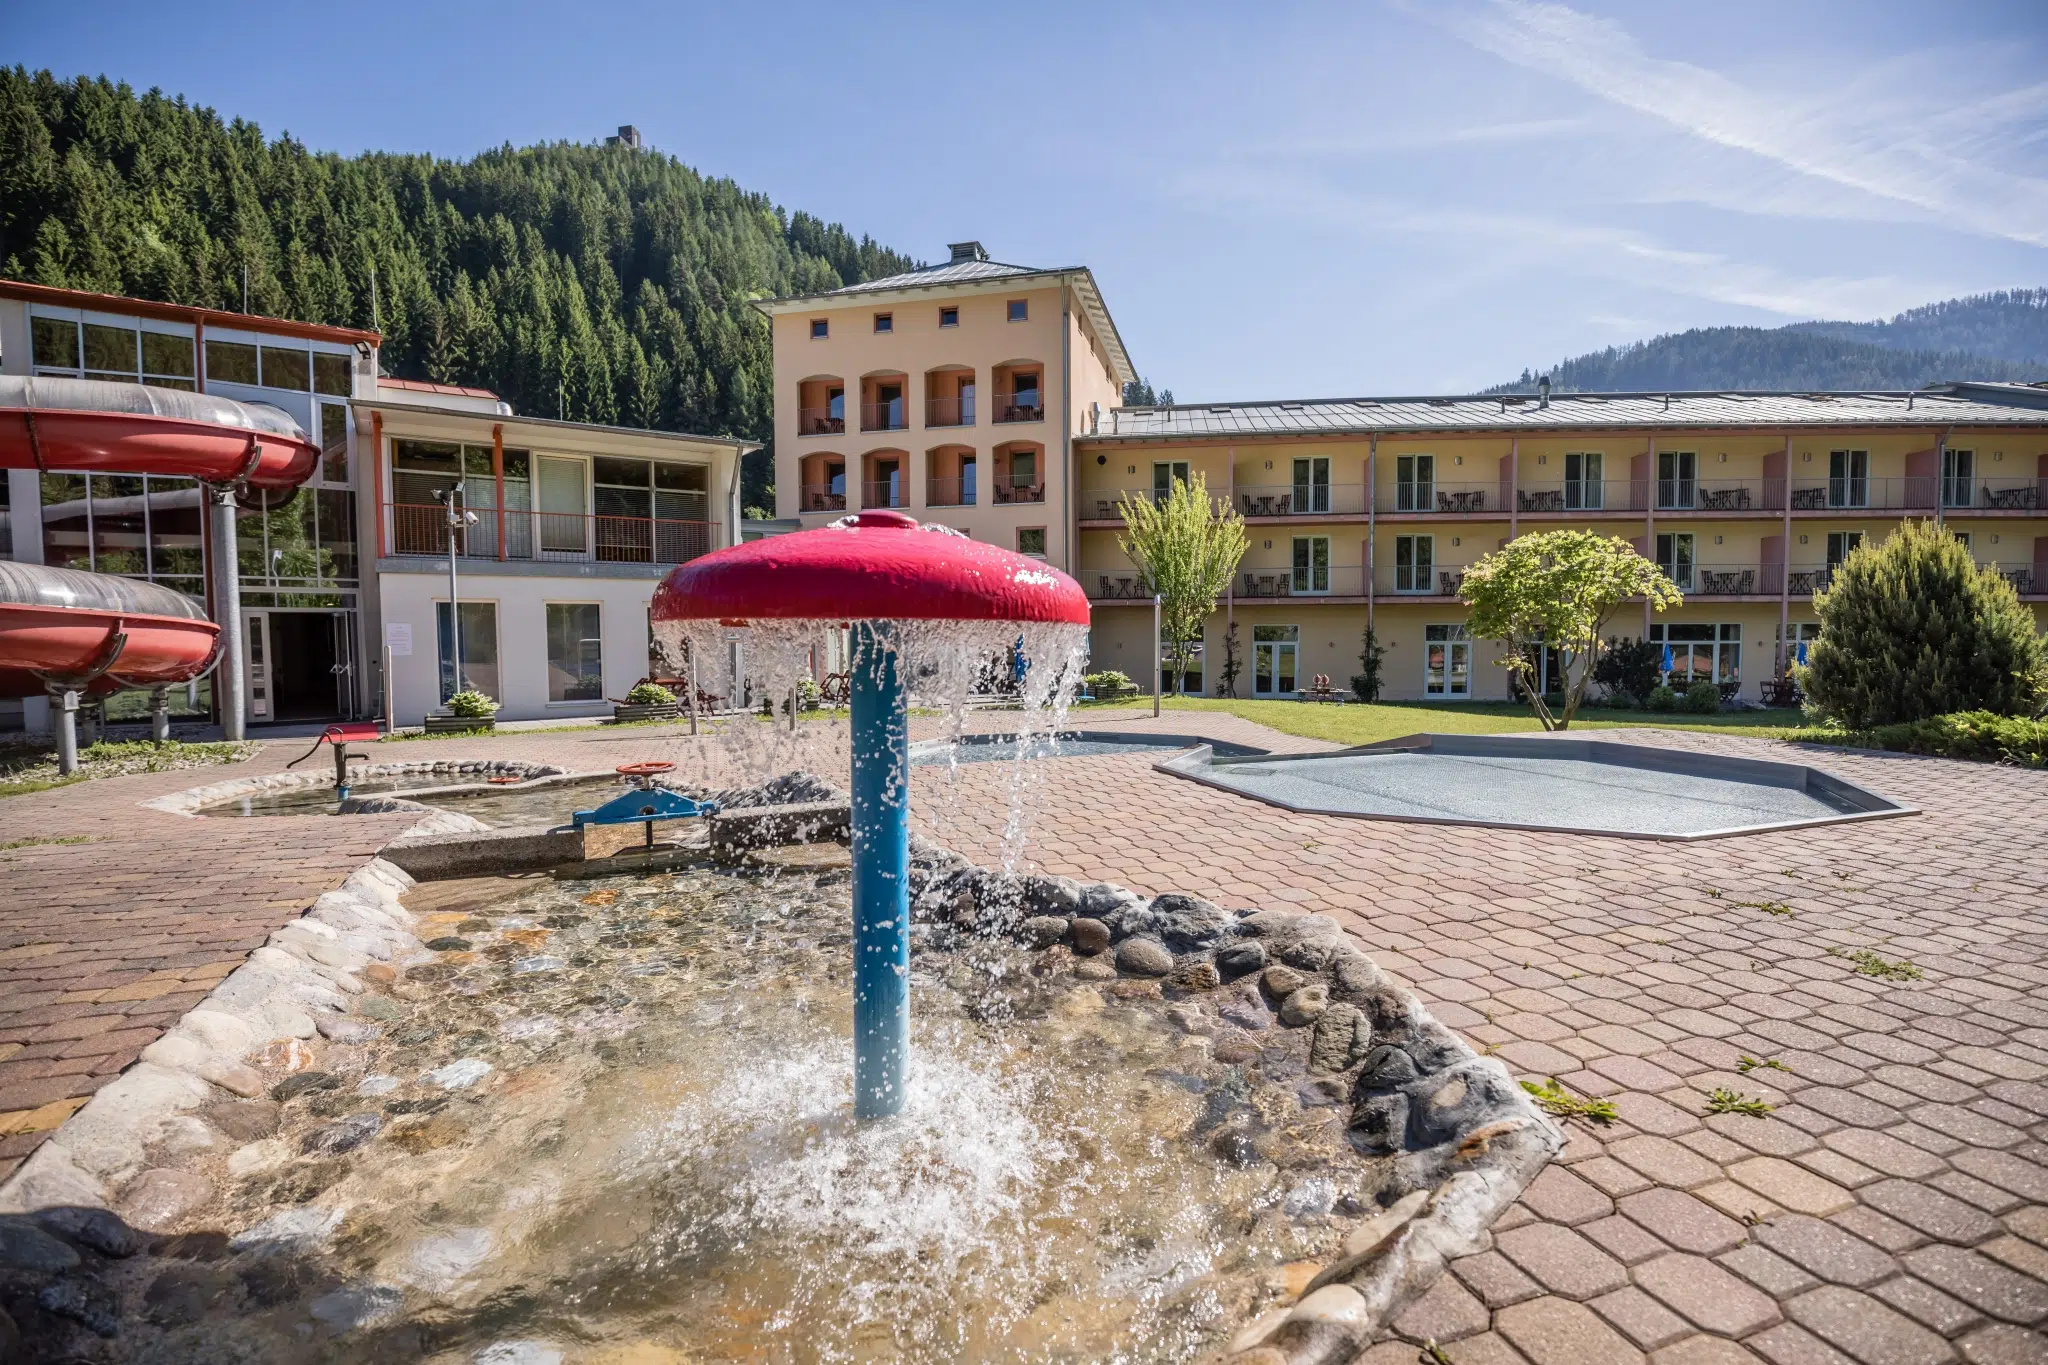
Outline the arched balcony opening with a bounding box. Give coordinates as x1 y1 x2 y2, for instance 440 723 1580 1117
798 451 846 513
860 371 909 433
992 361 1044 425
861 448 910 509
994 441 1045 505
926 444 978 508
924 365 976 428
796 376 845 436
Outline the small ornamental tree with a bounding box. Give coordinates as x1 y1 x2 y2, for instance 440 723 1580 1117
1459 531 1684 730
1117 472 1248 698
1352 625 1385 702
1800 520 2046 728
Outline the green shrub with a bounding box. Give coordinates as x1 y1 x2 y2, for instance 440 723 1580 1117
1084 669 1135 694
1352 626 1385 702
1647 684 1678 712
1800 521 2046 728
1802 710 2048 768
444 690 498 719
1682 681 1721 714
624 682 676 706
1593 635 1663 706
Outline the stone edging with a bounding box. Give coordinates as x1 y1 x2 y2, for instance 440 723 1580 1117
907 857 1566 1364
141 760 569 817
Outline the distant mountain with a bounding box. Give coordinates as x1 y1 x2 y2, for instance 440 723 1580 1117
1493 290 2048 395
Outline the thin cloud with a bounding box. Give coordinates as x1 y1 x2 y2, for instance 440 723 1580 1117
1435 0 2048 247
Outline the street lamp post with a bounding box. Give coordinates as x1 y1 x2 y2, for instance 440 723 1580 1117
435 487 479 698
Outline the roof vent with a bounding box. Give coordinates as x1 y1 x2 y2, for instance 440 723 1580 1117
948 241 989 264
1538 375 1551 409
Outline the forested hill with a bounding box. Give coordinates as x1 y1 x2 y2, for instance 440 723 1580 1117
1493 291 2048 395
0 69 918 509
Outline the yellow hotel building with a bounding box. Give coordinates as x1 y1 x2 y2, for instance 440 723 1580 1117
764 245 2048 703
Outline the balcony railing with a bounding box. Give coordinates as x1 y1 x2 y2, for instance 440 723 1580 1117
861 480 905 509
1085 570 1153 601
799 485 847 514
1671 562 1776 596
1373 566 1470 596
797 407 845 436
1233 483 1369 517
1993 566 2037 594
861 399 907 432
994 477 1044 505
1081 487 1239 520
1516 481 1642 514
925 395 976 428
1386 481 1497 514
926 477 976 508
387 504 711 566
1790 477 1937 511
1238 566 1367 598
1950 477 2045 511
993 397 1043 424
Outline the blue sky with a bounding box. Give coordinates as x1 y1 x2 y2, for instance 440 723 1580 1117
13 0 2048 398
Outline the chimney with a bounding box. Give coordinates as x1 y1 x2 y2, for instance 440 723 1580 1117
948 241 988 264
1538 375 1551 408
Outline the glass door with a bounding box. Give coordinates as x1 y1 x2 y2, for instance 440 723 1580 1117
1291 536 1330 594
1424 624 1470 697
1941 448 1973 508
1396 454 1434 512
1292 457 1331 514
1252 625 1298 696
1565 451 1603 509
1656 532 1696 591
1829 450 1869 508
331 613 358 718
242 611 271 721
1658 450 1697 509
1152 460 1190 504
537 456 588 556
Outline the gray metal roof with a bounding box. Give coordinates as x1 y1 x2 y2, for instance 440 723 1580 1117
818 258 1056 295
1084 383 2048 442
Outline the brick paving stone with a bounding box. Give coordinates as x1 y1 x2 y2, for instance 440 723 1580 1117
1614 1135 1726 1190
1783 1285 1954 1365
1427 1332 1534 1365
1390 1270 1492 1343
1653 1337 1772 1365
1902 1246 2048 1325
1578 1154 1656 1198
1955 1325 2048 1364
1453 1250 1546 1310
1635 1252 1785 1337
1730 1158 1858 1217
1863 1179 2006 1246
1621 1188 1749 1256
1871 1274 1986 1339
1754 1214 1900 1288
1518 1163 1614 1226
1746 1323 1865 1365
1719 1244 1821 1299
1954 1152 2048 1206
1985 1237 2048 1285
1496 1296 1647 1365
1591 1285 1694 1351
1583 1213 1673 1266
1497 1222 1630 1300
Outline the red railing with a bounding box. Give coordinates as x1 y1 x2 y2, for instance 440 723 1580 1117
385 504 712 565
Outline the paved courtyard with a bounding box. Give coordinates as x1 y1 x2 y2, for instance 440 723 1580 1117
1 708 2045 1362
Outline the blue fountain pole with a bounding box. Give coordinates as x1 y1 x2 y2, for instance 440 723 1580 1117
849 621 910 1119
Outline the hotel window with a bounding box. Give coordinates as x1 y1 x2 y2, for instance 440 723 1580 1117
1017 527 1047 557
1291 535 1330 594
1564 451 1603 509
29 317 197 391
1424 624 1471 698
1657 450 1698 509
939 306 959 328
318 404 350 485
260 346 310 391
391 441 530 560
1007 299 1028 322
1394 534 1433 593
592 457 712 564
873 312 893 334
1828 450 1869 508
436 601 500 703
546 603 604 702
205 339 259 386
32 316 80 373
1292 457 1331 513
1152 460 1191 504
1396 454 1434 512
313 351 351 397
1941 448 1974 508
1651 622 1741 685
810 318 829 339
1825 531 1863 575
1655 532 1695 591
39 473 206 599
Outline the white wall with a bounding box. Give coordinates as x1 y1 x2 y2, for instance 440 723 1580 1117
377 569 666 724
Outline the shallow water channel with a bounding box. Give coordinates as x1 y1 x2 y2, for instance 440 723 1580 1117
111 862 1381 1364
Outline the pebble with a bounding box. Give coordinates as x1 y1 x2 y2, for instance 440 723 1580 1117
513 956 565 974
302 1113 383 1155
1171 959 1222 991
1261 964 1306 997
356 996 405 1021
426 936 473 951
210 1099 281 1141
258 1038 317 1071
1287 1282 1369 1325
356 1074 401 1096
421 1058 493 1090
1215 942 1268 977
118 1168 216 1232
1280 983 1331 1027
230 1204 344 1256
400 1227 494 1291
1019 915 1069 948
227 1138 292 1177
273 1071 339 1102
0 1218 82 1272
316 1016 380 1043
1052 987 1105 1019
151 1114 220 1158
1073 957 1117 982
1069 917 1111 955
34 1206 146 1258
37 1281 120 1338
1114 937 1174 977
361 963 398 985
476 1343 565 1365
309 1284 404 1334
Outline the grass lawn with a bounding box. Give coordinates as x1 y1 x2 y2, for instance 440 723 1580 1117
1076 695 1812 747
0 739 259 799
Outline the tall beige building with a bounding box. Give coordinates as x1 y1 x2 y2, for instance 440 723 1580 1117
756 242 1132 568
766 248 2048 704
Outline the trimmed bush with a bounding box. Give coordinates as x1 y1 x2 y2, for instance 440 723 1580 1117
1800 521 2046 728
1682 681 1721 714
1083 670 1135 694
1646 684 1678 712
625 682 675 706
1798 710 2048 768
1593 635 1663 707
444 690 498 719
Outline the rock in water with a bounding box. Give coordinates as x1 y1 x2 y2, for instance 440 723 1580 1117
118 1169 216 1233
301 1113 382 1156
1110 893 1235 949
1280 983 1330 1027
1114 937 1174 977
1018 915 1070 948
1069 917 1111 955
1216 941 1268 977
0 1218 82 1272
33 1206 146 1258
1309 1003 1372 1074
1261 964 1307 998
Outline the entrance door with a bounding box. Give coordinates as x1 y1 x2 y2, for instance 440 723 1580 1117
1252 625 1298 696
331 613 359 718
243 612 272 722
264 612 344 721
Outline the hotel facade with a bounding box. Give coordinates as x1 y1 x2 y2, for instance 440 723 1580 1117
1 281 751 731
765 246 2048 703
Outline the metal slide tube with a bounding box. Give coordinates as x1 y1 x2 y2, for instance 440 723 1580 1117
849 621 909 1119
208 487 246 740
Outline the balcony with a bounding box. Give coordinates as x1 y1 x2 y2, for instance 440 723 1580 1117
1385 481 1495 514
1948 477 2044 511
993 476 1044 505
1081 487 1234 521
924 394 976 428
860 399 907 433
386 504 711 566
994 397 1043 425
1671 563 1774 596
797 407 845 436
1516 481 1644 514
1233 483 1368 517
1373 565 1469 597
1654 478 1775 513
799 485 847 514
926 476 975 508
860 480 905 510
1789 477 1937 511
1238 566 1366 598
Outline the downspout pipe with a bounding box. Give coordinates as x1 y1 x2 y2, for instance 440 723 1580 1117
1366 433 1377 638
1060 288 1073 572
1777 433 1792 680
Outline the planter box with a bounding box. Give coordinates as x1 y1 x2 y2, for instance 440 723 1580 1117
424 713 496 734
611 701 682 724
